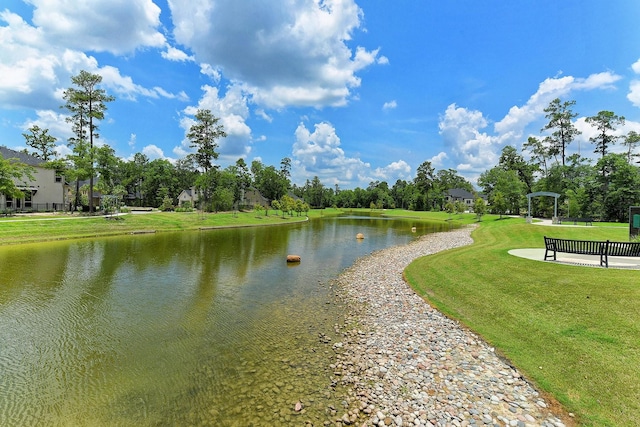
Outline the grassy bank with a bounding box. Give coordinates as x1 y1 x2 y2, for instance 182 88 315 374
0 210 311 246
404 216 638 426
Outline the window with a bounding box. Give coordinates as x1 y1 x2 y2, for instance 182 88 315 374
6 197 13 208
24 191 32 208
55 175 62 183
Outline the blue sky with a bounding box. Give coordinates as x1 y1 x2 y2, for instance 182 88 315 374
2 1 640 189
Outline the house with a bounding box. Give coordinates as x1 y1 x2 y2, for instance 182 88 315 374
74 178 103 211
178 187 199 207
177 186 270 210
242 188 269 209
0 146 68 212
445 188 477 209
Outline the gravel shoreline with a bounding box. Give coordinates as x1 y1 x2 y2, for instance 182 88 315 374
331 226 571 427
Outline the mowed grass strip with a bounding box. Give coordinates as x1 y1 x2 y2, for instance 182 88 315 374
0 211 308 245
404 216 639 426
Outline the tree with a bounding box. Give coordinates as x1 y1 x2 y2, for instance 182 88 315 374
491 191 508 218
188 109 226 173
211 187 234 212
141 159 178 207
280 194 296 216
94 144 120 196
595 153 640 221
473 197 487 221
621 131 640 164
120 152 150 206
435 169 473 193
523 136 550 177
498 145 535 194
271 199 282 217
585 110 625 160
414 161 435 210
280 157 292 179
308 176 324 208
541 98 580 166
62 70 114 213
478 167 524 216
0 154 35 205
234 158 252 204
187 109 226 210
65 139 92 211
22 125 57 161
255 165 288 202
444 201 455 218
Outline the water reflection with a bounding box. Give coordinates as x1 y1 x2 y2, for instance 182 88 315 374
0 216 453 426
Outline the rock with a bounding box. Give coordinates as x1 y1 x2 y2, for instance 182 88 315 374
356 233 365 239
331 226 565 427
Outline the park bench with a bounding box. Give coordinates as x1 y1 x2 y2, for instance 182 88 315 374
558 217 593 226
544 236 640 268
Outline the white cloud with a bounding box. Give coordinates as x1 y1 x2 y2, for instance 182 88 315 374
439 103 499 174
30 0 165 54
128 133 137 149
628 60 640 107
291 121 410 187
383 100 397 110
430 151 448 168
255 109 273 122
169 0 380 108
0 7 182 110
200 63 222 83
372 160 411 180
162 45 194 62
494 72 621 140
142 144 174 161
20 110 73 141
292 121 371 185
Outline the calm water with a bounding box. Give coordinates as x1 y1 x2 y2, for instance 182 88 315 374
0 216 451 426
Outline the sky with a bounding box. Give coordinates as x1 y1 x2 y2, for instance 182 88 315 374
2 1 640 189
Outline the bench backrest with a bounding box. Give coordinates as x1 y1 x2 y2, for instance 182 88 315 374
545 236 640 257
607 241 640 257
545 236 605 255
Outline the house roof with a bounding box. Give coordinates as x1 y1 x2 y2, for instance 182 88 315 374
0 146 43 166
447 188 475 199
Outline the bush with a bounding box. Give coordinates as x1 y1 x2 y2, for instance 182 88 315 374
160 195 174 211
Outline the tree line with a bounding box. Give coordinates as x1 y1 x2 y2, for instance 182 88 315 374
478 98 640 222
10 70 640 221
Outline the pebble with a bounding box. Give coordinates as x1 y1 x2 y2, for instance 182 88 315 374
332 226 569 427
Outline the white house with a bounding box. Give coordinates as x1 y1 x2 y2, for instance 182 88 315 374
177 187 199 207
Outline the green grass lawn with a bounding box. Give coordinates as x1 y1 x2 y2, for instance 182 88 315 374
0 210 309 245
404 215 639 427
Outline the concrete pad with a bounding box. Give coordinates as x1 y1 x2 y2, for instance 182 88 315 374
508 248 640 270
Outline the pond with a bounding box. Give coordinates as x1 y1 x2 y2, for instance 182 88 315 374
0 215 453 426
